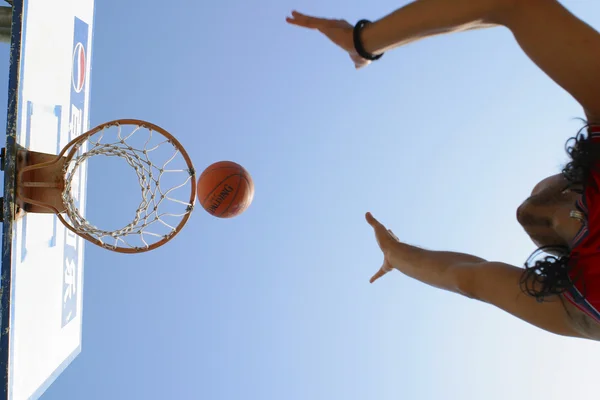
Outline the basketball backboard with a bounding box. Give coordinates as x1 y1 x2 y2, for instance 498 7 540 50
1 1 95 399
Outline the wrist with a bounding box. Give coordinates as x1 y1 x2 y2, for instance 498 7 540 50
353 20 385 61
358 20 389 56
387 242 421 271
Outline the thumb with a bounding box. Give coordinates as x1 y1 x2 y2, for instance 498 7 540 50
351 54 369 70
369 263 392 284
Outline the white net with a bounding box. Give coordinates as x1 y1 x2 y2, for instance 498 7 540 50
62 122 195 251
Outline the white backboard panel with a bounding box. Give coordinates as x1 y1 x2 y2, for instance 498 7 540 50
1 1 95 399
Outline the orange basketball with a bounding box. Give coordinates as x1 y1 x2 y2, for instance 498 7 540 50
197 161 254 218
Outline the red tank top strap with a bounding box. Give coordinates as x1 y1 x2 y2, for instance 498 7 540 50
589 125 600 143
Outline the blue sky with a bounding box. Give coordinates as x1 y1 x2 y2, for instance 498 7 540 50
5 0 600 399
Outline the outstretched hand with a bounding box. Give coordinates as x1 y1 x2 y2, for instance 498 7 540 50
285 11 371 69
365 212 404 283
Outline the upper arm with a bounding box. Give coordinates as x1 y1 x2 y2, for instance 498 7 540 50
455 261 592 339
500 0 600 119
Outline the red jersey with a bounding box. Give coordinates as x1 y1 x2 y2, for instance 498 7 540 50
564 125 600 322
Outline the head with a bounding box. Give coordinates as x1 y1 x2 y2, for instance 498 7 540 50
520 123 600 300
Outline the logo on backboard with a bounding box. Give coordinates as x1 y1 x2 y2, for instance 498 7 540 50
71 42 86 93
62 17 90 328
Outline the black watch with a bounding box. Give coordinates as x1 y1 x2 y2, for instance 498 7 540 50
353 19 384 61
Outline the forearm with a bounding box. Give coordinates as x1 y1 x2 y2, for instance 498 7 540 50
395 244 487 295
361 0 515 54
361 0 600 118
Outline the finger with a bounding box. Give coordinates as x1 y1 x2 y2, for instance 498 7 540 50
365 212 384 228
365 212 391 238
290 10 332 23
366 212 395 246
286 11 336 29
388 229 399 241
369 265 390 284
285 16 312 27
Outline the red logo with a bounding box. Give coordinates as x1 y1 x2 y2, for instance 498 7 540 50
71 42 86 93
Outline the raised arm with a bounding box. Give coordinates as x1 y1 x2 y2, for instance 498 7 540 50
361 0 600 121
288 0 600 121
365 213 595 340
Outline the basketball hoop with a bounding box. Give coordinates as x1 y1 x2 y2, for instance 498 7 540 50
16 119 196 253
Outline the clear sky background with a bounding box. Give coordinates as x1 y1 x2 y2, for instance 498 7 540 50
4 0 600 399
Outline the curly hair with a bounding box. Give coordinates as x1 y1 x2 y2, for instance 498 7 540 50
520 124 600 301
